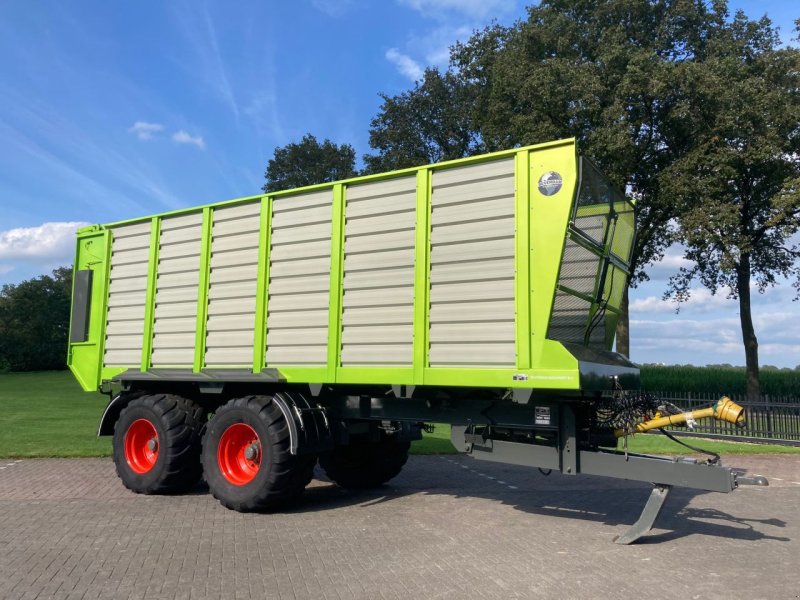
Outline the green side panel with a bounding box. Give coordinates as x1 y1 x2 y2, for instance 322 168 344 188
514 150 531 370
611 202 635 263
276 366 330 384
336 367 415 385
252 197 272 373
140 217 161 371
529 143 580 376
193 207 213 372
67 228 111 391
412 168 431 383
326 183 346 381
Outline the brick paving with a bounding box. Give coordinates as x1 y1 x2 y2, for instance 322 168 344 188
0 454 798 600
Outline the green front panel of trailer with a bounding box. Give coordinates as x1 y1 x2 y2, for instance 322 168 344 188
528 143 582 381
67 228 111 391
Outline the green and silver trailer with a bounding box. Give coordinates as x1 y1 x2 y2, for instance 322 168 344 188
67 138 764 544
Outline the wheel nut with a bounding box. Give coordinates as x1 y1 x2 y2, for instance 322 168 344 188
147 437 158 452
244 443 259 461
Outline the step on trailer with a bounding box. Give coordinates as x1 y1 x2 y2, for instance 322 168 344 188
67 138 766 544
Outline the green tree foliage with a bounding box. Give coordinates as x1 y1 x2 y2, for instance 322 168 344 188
366 0 739 356
662 13 800 400
263 134 357 193
363 69 481 174
0 267 73 371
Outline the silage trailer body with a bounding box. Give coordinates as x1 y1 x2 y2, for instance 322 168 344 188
67 138 761 543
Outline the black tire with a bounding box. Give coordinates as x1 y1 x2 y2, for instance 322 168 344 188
320 435 410 489
202 395 316 512
112 393 205 494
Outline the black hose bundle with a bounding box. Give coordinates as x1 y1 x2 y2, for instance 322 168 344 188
593 387 662 433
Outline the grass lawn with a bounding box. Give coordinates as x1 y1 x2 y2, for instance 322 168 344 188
0 371 111 458
1 371 797 458
412 423 800 456
410 424 458 455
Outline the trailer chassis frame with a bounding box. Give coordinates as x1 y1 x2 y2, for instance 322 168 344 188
331 396 768 544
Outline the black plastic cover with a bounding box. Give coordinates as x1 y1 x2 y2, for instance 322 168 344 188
69 269 93 343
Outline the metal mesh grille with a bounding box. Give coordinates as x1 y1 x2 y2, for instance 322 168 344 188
547 158 634 352
573 214 607 245
547 291 592 344
558 239 601 296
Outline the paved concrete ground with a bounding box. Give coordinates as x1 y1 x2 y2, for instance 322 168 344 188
0 454 798 600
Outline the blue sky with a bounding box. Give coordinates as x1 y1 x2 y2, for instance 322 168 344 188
0 0 797 367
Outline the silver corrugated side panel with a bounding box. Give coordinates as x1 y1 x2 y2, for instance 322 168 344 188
429 158 516 367
205 202 261 366
151 213 203 366
266 190 332 366
104 221 151 366
341 175 416 366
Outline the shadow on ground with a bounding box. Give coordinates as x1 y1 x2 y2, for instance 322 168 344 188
184 457 791 545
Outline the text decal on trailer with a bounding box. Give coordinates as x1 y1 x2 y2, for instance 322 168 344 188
535 406 551 426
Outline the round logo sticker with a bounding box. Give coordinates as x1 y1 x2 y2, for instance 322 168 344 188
537 171 563 196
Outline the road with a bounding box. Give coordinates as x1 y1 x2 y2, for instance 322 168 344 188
0 454 797 600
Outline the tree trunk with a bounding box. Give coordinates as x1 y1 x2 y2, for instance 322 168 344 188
615 286 630 358
737 254 760 401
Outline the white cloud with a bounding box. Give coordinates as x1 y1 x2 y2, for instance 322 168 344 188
172 130 206 149
0 222 89 276
244 91 286 141
631 312 800 366
628 280 800 367
409 24 472 68
398 0 516 20
385 48 424 81
128 121 164 141
171 2 239 120
312 0 355 17
630 287 736 315
643 245 693 282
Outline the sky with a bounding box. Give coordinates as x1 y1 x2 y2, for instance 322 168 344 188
0 0 797 368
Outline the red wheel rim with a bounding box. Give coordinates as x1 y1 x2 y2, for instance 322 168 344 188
124 419 159 474
218 423 261 485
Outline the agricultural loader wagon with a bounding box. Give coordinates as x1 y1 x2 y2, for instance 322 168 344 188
67 138 765 544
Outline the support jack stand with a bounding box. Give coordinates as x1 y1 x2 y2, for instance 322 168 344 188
614 483 672 545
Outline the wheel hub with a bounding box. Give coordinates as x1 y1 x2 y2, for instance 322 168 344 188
244 443 260 461
217 423 262 486
124 419 159 474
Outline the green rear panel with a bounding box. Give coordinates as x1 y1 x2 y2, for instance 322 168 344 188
68 138 636 392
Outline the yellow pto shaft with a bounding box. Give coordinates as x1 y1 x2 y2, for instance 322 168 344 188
614 397 745 438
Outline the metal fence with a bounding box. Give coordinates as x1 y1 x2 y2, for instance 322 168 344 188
649 391 800 447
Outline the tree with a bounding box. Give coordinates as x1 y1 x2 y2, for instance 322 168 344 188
363 69 480 174
663 14 800 400
0 267 73 371
366 0 735 357
263 134 357 193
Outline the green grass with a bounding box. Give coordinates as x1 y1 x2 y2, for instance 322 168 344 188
618 433 800 455
411 423 800 456
410 424 458 455
0 371 111 458
0 371 796 459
